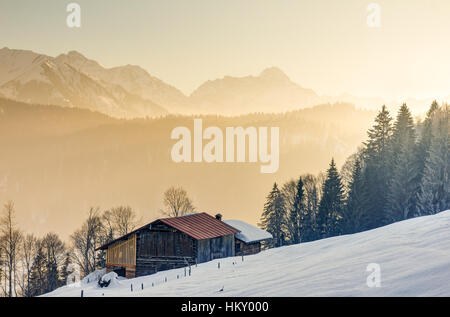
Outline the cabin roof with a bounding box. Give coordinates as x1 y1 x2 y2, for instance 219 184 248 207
96 212 240 251
223 219 273 243
156 212 240 240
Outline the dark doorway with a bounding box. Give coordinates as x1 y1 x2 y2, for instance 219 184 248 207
113 266 126 277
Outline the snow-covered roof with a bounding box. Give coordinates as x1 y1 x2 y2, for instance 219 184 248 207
223 219 273 243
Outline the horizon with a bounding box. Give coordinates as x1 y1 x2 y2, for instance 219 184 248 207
0 46 445 116
1 0 450 101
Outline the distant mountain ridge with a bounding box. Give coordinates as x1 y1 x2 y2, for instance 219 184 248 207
0 48 170 118
190 67 323 114
0 47 446 117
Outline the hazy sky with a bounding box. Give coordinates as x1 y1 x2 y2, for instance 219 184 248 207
1 0 450 100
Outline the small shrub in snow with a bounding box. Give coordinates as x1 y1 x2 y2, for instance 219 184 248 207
98 272 119 288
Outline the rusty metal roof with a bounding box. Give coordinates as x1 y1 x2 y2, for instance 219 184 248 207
155 212 240 240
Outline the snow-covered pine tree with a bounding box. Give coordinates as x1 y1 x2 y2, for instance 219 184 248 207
387 142 418 221
317 159 345 238
417 104 450 214
361 105 393 229
386 104 418 222
343 156 369 233
416 101 439 176
259 183 287 247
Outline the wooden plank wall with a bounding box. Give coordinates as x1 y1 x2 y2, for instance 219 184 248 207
236 240 261 256
197 234 235 263
106 234 136 266
135 228 196 276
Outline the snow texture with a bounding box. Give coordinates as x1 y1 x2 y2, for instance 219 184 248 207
223 219 273 243
43 210 450 297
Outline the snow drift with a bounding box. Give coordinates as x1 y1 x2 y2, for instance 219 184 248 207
43 210 450 297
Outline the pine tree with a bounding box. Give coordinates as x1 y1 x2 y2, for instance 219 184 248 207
386 104 418 222
316 159 345 238
259 183 287 247
29 242 46 297
300 174 320 242
415 101 440 213
289 178 304 244
416 101 439 171
343 156 369 233
60 252 72 286
298 186 315 242
417 105 450 214
361 105 393 229
281 180 298 244
387 143 418 221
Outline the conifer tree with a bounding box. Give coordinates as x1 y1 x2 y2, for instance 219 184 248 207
387 104 418 221
417 105 450 214
317 159 345 237
60 252 72 287
361 105 393 228
417 101 439 170
301 175 320 241
289 178 304 244
343 156 369 233
29 242 46 297
259 183 287 247
415 101 440 213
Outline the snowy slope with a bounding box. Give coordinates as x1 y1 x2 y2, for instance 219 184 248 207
223 219 273 243
43 210 450 297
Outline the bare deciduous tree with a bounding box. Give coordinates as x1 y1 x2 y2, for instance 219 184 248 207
18 234 37 297
103 206 140 238
161 186 195 217
0 201 22 297
70 207 103 277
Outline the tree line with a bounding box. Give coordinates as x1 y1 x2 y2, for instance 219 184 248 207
0 185 195 297
260 102 449 246
0 204 140 297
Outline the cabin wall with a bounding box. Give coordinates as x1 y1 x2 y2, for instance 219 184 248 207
135 226 196 276
235 239 261 256
105 234 136 278
196 234 235 263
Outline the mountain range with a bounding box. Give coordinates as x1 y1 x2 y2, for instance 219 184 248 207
0 47 445 118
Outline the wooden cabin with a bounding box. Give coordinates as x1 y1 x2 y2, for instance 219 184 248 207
223 219 273 256
96 212 240 278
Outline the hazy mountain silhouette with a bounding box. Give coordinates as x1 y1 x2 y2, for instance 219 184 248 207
1 48 443 117
0 97 375 239
0 48 168 118
190 67 322 114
